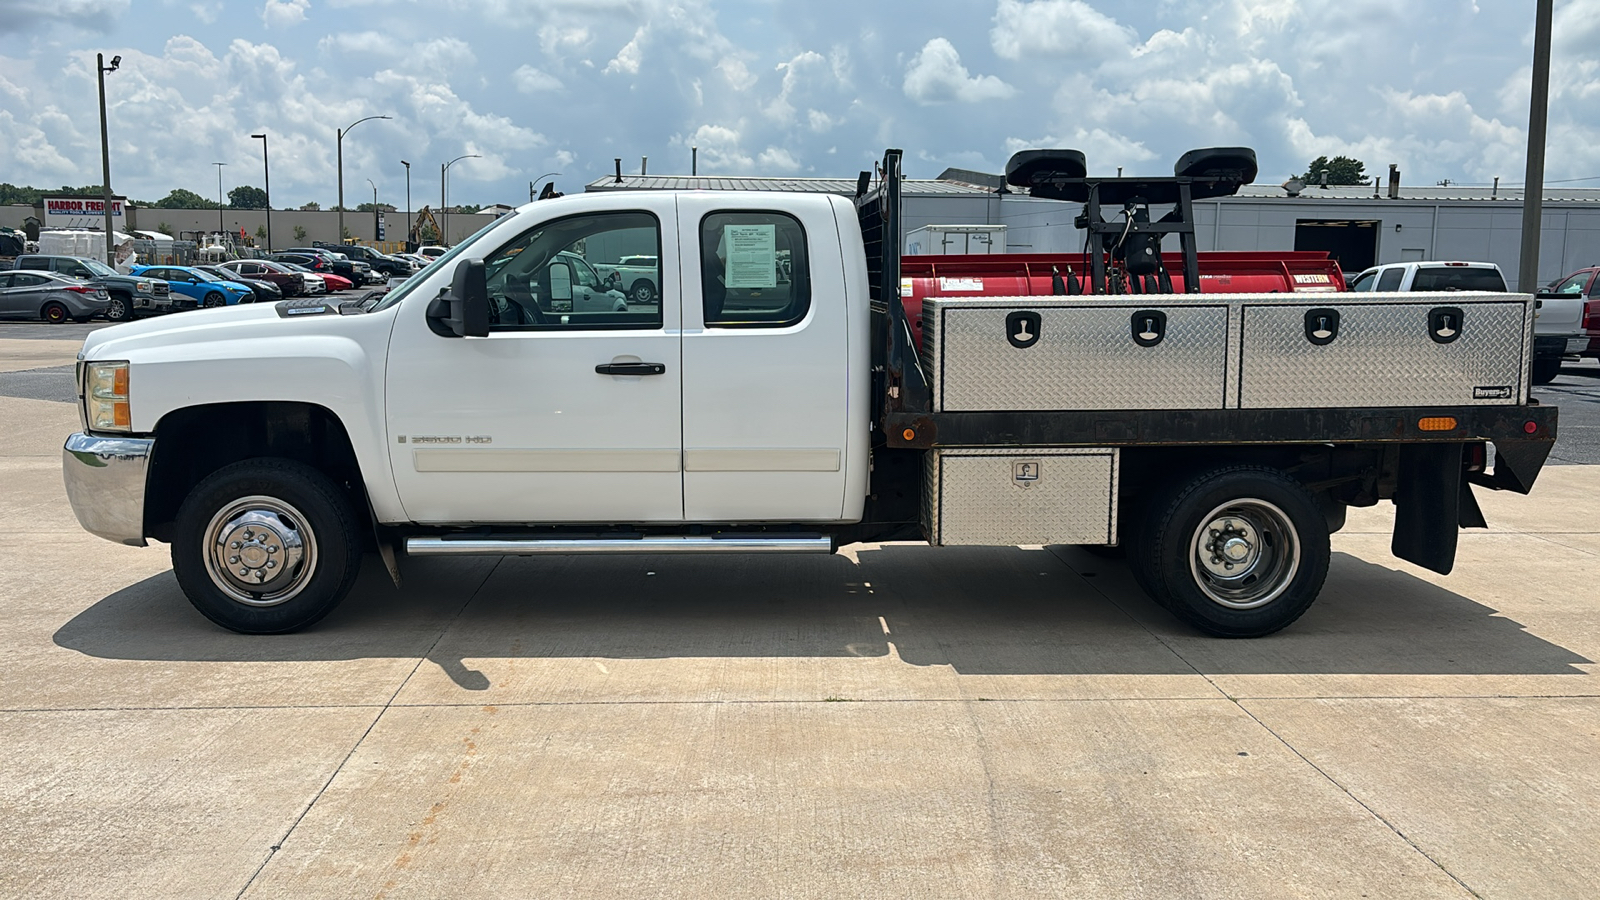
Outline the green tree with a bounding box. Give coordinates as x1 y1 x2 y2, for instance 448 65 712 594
341 225 352 239
293 225 308 242
299 201 321 211
1299 155 1368 186
355 202 396 212
228 185 269 209
152 188 215 209
256 225 268 241
157 222 173 236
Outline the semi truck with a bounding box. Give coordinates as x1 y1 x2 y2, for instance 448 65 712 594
62 147 1557 638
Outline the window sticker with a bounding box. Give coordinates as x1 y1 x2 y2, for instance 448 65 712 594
724 224 777 288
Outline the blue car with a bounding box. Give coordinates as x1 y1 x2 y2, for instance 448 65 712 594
129 264 255 309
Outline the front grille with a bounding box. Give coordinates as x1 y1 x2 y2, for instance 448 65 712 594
152 284 170 297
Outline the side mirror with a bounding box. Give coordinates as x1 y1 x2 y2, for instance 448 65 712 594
426 258 489 337
550 262 573 301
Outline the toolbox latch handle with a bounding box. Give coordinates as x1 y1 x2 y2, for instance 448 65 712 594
1428 306 1463 344
1304 308 1340 345
1131 309 1167 347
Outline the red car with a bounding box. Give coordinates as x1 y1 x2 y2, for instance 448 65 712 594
319 272 355 292
216 259 307 296
1545 266 1600 358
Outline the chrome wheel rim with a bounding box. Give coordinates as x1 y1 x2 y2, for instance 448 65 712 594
107 297 127 320
1188 498 1300 610
202 495 317 607
204 292 225 307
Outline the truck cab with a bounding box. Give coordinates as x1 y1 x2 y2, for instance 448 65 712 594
61 148 1557 640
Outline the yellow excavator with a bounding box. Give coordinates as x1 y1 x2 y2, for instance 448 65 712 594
407 206 442 251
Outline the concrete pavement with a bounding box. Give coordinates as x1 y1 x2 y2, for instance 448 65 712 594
3 336 1598 898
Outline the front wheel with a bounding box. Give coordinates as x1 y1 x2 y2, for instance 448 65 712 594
629 280 656 304
171 459 365 633
203 291 226 308
1131 466 1330 638
104 294 132 322
1531 358 1562 385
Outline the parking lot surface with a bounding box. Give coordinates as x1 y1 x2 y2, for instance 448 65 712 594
3 327 1598 898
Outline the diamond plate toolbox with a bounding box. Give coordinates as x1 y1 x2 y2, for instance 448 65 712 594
1238 299 1531 408
924 448 1118 546
923 297 1230 412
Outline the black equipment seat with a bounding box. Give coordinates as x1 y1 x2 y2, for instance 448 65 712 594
1003 145 1258 203
1004 149 1088 188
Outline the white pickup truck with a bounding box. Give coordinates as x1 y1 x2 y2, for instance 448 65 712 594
63 148 1558 639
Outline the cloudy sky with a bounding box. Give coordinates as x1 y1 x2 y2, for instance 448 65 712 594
1 0 1595 210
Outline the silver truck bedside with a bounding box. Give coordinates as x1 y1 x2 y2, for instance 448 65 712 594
62 433 154 546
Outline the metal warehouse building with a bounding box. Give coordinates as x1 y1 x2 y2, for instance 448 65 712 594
588 170 1600 292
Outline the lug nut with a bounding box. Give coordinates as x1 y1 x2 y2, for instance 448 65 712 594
267 545 277 553
230 541 241 549
229 555 239 564
266 561 276 568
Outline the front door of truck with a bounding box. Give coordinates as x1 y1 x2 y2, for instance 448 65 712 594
384 199 682 524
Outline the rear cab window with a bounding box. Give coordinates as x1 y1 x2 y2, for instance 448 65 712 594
699 210 810 327
1375 268 1404 291
1411 267 1506 292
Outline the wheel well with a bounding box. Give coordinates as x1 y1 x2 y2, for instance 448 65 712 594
145 402 368 543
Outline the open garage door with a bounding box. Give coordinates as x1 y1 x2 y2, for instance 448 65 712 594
1295 220 1378 274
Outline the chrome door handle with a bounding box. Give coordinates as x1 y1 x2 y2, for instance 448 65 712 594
595 362 666 376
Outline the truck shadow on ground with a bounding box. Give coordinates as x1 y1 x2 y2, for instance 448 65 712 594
54 544 1590 690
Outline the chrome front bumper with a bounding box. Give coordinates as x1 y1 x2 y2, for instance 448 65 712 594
62 433 154 547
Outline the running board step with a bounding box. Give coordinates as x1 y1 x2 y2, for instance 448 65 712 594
405 534 834 557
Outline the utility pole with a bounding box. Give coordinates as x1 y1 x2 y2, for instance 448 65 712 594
367 178 378 243
214 162 226 237
400 160 411 248
96 53 121 265
251 131 271 249
441 153 481 245
1519 0 1554 293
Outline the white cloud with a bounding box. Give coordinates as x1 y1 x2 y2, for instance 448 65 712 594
261 0 309 28
512 65 562 93
903 38 1014 105
757 146 800 172
605 27 645 74
687 123 752 172
990 0 1134 60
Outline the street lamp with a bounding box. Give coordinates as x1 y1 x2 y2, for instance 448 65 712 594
1519 0 1554 292
338 114 391 244
441 153 480 245
530 172 561 202
251 131 271 250
400 160 411 248
213 162 226 238
96 53 121 266
366 178 378 244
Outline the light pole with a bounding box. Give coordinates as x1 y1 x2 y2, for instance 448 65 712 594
213 162 226 238
530 171 561 201
338 114 391 244
367 178 378 243
400 160 411 248
251 131 271 250
441 153 480 245
96 53 121 266
1519 0 1554 293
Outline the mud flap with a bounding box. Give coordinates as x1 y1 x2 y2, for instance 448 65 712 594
1391 443 1462 575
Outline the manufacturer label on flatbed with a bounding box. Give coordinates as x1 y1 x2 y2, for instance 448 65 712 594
1473 385 1513 400
939 277 985 292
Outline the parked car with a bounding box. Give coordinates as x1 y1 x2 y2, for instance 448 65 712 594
485 250 629 318
312 242 413 278
282 248 371 283
216 259 308 297
1543 266 1600 362
129 265 254 308
11 254 170 321
196 265 281 303
276 259 353 292
272 262 327 294
593 254 661 304
1349 260 1580 384
417 245 448 259
0 269 110 322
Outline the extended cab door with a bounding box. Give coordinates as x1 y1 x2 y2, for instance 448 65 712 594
384 194 683 524
676 193 865 522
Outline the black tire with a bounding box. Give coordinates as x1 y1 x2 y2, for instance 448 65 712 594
171 459 365 634
1531 358 1562 385
629 280 656 304
41 301 69 324
203 291 226 308
1130 465 1330 638
104 293 132 322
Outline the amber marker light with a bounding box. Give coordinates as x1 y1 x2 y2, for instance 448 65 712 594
902 428 916 441
1417 417 1458 432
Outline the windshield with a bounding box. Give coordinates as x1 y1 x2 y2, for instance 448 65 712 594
189 269 225 283
81 259 117 277
369 214 512 312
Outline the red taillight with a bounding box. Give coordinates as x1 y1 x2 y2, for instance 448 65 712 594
65 285 93 293
1525 421 1539 434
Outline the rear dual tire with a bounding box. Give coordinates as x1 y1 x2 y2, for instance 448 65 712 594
1531 358 1561 385
1129 466 1330 638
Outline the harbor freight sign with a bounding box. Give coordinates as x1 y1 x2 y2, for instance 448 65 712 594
44 196 126 229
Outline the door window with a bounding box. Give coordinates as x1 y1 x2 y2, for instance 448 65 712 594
1348 271 1376 291
1411 267 1506 292
1375 268 1404 291
12 273 47 287
699 211 810 327
481 211 662 331
1552 272 1589 294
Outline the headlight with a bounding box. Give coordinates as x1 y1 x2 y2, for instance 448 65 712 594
86 361 131 432
136 280 152 292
